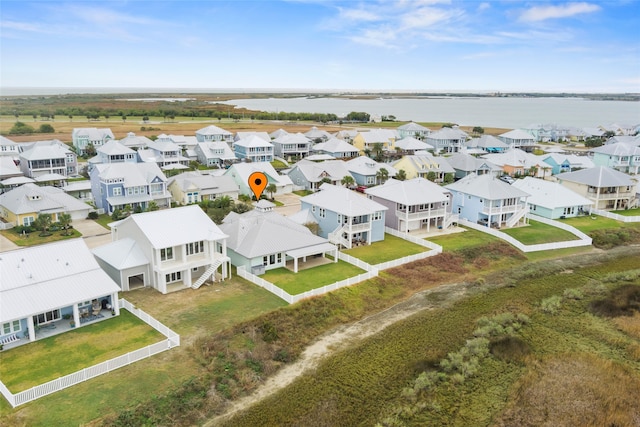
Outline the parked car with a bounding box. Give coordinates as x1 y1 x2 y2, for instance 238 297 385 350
355 185 368 193
499 175 515 184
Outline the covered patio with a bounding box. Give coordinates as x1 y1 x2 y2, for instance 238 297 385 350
285 242 339 273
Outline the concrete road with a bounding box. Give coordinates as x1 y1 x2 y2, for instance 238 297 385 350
274 193 302 217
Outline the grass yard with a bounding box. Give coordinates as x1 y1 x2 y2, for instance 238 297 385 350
0 228 82 246
261 260 365 295
293 189 313 197
93 214 114 230
0 310 163 392
612 207 640 216
343 233 426 264
426 227 501 251
501 220 579 244
559 215 626 232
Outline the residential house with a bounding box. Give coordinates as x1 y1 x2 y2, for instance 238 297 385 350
522 124 569 142
219 209 338 275
482 148 551 178
0 239 121 349
87 140 138 171
101 205 231 293
287 159 354 191
195 125 234 143
394 137 434 154
300 183 387 249
224 162 293 196
425 127 468 154
512 177 593 219
234 131 271 143
334 129 358 143
72 127 114 155
63 180 93 202
446 152 502 180
234 135 274 162
498 129 536 152
19 140 77 178
168 171 239 205
272 133 312 160
391 154 455 182
365 178 453 233
0 157 22 181
304 126 332 142
137 139 189 169
397 122 431 139
465 135 509 153
0 183 92 226
555 166 637 210
352 129 398 154
445 173 530 228
604 135 640 146
269 128 289 139
345 156 398 186
91 163 171 214
194 140 237 168
312 137 359 159
591 142 640 174
0 176 35 194
156 134 199 153
0 135 20 159
600 123 638 136
92 238 150 291
119 132 153 150
540 152 594 175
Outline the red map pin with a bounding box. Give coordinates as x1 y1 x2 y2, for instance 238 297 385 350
249 171 268 200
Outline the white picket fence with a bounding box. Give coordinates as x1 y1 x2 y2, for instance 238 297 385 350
459 216 592 253
0 299 180 408
591 209 640 223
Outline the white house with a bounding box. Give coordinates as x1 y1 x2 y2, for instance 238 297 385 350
0 239 121 349
512 176 593 219
224 162 293 197
101 205 231 293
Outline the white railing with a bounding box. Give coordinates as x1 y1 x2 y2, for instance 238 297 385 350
336 252 377 272
399 208 446 221
459 218 592 253
0 299 180 408
505 205 529 228
590 209 640 223
375 227 443 270
0 222 14 230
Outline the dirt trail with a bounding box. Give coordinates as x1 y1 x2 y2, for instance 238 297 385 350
205 282 470 426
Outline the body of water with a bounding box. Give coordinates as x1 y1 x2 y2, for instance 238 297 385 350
222 96 640 130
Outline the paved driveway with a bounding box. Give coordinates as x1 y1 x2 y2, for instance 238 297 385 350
274 193 302 217
74 219 112 249
0 232 19 252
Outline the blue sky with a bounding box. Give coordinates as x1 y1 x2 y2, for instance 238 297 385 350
1 1 639 92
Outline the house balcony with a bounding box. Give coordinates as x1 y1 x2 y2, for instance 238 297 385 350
344 222 371 234
481 203 525 215
397 208 446 221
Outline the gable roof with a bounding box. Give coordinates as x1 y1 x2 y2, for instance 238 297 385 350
313 137 359 155
225 162 292 187
512 177 593 209
112 205 227 248
92 237 149 270
235 131 271 142
447 152 501 173
426 127 468 140
300 183 387 216
466 135 509 149
94 162 167 186
398 122 430 132
365 178 449 204
499 129 535 140
272 132 311 145
98 140 136 155
591 142 640 156
0 183 90 215
196 125 233 136
445 173 530 200
391 154 455 174
395 137 434 151
346 156 398 176
0 239 121 323
168 171 238 194
234 135 274 148
195 140 236 160
72 127 114 140
19 140 72 160
556 166 635 187
291 159 353 182
357 129 398 143
220 210 330 258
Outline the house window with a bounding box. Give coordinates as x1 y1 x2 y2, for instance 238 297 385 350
263 253 282 266
161 247 173 261
319 208 326 218
165 271 182 283
187 241 204 255
373 211 382 221
23 216 34 226
2 320 21 335
34 310 61 325
113 187 122 196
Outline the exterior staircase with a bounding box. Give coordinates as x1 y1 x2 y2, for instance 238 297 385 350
505 206 528 228
444 213 459 229
191 256 229 289
328 224 351 249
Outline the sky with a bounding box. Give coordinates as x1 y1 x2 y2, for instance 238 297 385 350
1 0 639 93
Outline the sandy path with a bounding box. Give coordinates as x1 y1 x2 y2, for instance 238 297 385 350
205 282 468 426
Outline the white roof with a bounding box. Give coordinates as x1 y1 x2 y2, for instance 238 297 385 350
398 122 430 132
391 154 456 174
0 183 91 215
94 162 167 187
235 131 270 142
72 127 114 140
426 128 468 141
19 140 72 161
301 183 388 216
305 154 336 161
0 157 21 177
466 135 509 149
196 125 233 136
33 173 68 182
357 129 399 143
272 132 311 145
63 180 92 192
512 177 593 209
445 173 531 200
395 137 434 151
346 156 398 177
112 205 227 249
0 239 120 323
365 178 449 204
1 176 34 186
287 208 318 224
168 171 238 194
482 148 549 169
234 135 274 149
591 142 640 157
304 126 332 139
119 132 153 148
313 138 359 155
225 162 290 188
556 166 635 187
269 128 289 139
98 140 136 155
292 159 354 182
446 152 501 173
499 129 535 141
92 237 149 270
220 210 332 258
196 141 236 161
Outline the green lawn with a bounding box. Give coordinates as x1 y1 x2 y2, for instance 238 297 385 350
559 215 626 232
501 220 579 244
271 159 288 169
293 189 313 197
343 234 426 264
0 310 163 392
0 228 82 246
261 260 365 295
426 227 501 251
612 207 640 216
93 214 114 230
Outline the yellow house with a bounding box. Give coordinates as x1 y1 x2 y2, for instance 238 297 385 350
391 154 456 182
352 129 398 155
0 183 91 226
167 172 239 205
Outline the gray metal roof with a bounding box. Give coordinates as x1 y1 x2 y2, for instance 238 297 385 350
92 237 149 270
445 173 530 200
556 166 635 187
365 178 449 205
301 183 388 216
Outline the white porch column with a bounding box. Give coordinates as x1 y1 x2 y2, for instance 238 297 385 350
72 304 80 328
367 216 372 244
294 257 299 273
27 316 36 342
112 293 120 315
334 248 338 263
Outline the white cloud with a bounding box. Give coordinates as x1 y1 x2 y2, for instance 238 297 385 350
0 20 45 33
477 3 491 12
519 2 601 22
338 7 380 22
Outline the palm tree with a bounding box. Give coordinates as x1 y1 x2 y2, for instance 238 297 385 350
35 213 52 236
147 201 159 211
396 169 407 181
372 142 384 161
376 168 389 185
266 183 277 200
58 213 72 235
341 175 355 188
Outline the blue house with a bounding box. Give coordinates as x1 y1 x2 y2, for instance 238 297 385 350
346 156 397 186
445 173 530 229
91 163 171 214
234 135 274 162
300 184 387 249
